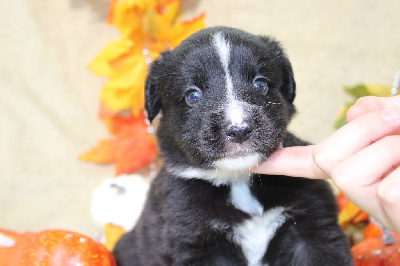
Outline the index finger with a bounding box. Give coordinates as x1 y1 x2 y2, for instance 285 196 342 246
347 95 400 122
252 145 328 179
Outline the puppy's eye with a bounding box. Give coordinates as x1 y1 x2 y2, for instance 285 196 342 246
253 78 269 95
185 88 203 107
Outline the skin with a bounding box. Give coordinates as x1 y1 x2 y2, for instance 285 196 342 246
253 96 400 233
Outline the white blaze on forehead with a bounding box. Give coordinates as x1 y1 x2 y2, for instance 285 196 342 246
212 32 245 125
213 32 231 73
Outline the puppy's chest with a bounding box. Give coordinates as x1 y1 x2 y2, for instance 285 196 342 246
227 183 288 266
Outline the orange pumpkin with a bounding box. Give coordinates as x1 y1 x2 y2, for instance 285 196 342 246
0 228 116 266
352 237 400 265
352 219 400 265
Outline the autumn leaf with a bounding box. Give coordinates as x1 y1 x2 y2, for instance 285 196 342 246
337 192 369 227
103 224 125 251
99 53 148 115
79 111 156 175
143 1 205 48
79 140 115 164
81 0 205 174
335 84 395 129
89 39 134 77
89 1 205 115
108 0 156 38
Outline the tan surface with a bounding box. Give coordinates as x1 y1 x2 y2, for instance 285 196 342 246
1 0 399 236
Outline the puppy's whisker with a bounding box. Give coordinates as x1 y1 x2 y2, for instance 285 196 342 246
266 101 281 105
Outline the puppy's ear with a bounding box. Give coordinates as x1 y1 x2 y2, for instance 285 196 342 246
145 51 171 123
259 36 296 103
280 57 296 103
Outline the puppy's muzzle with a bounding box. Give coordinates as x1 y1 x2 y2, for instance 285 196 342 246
225 123 253 144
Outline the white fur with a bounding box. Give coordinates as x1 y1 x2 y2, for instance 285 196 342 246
234 207 288 266
213 32 231 82
213 32 246 126
230 182 263 216
169 165 253 186
228 101 245 125
213 153 262 171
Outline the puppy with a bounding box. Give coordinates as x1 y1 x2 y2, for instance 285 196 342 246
113 27 352 266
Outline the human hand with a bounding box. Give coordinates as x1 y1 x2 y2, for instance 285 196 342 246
253 96 400 233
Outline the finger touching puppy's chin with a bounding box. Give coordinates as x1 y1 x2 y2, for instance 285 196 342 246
212 153 263 171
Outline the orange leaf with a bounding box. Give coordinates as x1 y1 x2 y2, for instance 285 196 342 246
108 112 156 174
79 140 115 164
336 192 348 212
79 112 156 175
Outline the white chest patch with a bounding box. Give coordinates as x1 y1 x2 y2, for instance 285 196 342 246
230 183 288 266
230 182 263 216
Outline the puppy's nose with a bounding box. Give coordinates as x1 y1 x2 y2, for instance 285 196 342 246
225 123 253 144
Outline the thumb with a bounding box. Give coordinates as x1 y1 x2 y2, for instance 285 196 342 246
252 145 328 179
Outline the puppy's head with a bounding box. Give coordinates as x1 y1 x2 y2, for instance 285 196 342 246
146 27 295 175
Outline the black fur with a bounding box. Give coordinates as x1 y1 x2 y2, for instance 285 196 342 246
113 27 352 265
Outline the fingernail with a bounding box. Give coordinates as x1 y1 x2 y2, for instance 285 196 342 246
381 108 400 124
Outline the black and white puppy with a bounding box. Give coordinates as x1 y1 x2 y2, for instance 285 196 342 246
113 27 352 266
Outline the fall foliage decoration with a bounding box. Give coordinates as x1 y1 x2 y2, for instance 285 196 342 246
334 84 399 129
80 110 157 175
337 192 369 246
79 0 205 175
104 223 126 251
0 228 116 266
337 192 369 228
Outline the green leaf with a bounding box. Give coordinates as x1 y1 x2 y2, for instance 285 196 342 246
344 84 369 99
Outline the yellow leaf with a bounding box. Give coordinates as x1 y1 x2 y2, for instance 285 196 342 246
100 84 137 113
338 201 368 227
108 53 147 86
79 140 115 164
167 12 206 48
143 0 181 37
99 53 147 114
89 39 134 77
108 0 155 38
364 84 393 97
103 224 125 251
142 1 205 48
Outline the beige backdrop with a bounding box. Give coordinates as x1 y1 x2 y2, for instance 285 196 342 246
1 0 399 236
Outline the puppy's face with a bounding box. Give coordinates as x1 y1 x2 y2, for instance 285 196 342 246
146 27 295 173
